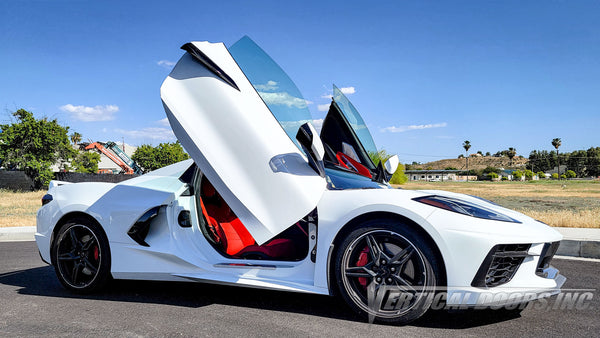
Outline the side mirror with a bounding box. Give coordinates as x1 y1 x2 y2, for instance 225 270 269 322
296 122 326 177
384 155 399 175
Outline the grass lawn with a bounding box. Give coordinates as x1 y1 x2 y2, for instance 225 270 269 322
399 180 600 228
0 190 45 227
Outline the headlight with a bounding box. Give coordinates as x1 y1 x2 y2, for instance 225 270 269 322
413 195 521 223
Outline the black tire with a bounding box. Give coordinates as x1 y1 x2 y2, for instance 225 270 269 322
51 218 111 293
334 219 440 324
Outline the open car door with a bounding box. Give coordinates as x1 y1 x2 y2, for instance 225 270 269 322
161 38 326 244
320 85 381 178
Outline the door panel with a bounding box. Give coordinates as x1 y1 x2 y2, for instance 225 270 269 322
161 41 325 244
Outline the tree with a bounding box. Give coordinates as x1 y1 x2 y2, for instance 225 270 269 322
71 151 101 173
524 169 534 180
586 147 600 177
70 132 82 146
368 149 408 184
482 166 500 175
552 138 561 178
537 171 546 179
507 147 517 167
462 140 471 181
131 141 189 172
565 170 576 179
0 109 76 188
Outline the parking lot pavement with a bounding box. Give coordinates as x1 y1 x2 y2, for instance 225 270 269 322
0 241 598 337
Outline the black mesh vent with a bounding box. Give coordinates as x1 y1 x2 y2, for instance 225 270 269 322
472 244 531 288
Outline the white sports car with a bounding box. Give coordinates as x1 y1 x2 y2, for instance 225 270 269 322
36 36 565 324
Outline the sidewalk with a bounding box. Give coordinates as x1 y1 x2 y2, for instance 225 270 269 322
554 227 600 259
1 226 599 258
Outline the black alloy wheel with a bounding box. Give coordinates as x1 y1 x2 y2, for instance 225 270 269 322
52 219 111 293
335 220 439 324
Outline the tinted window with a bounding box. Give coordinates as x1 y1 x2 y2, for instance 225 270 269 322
229 36 313 149
332 85 379 163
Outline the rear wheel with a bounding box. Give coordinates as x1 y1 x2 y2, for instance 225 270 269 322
52 219 111 293
334 220 439 324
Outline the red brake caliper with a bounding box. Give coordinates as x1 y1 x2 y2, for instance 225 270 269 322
93 245 99 261
356 246 369 288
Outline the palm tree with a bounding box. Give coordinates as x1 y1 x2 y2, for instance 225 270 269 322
508 147 516 167
552 138 561 178
463 140 471 181
70 132 82 146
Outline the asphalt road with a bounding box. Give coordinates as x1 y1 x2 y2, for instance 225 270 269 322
1 241 598 337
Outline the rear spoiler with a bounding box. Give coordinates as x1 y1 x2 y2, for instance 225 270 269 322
48 180 72 190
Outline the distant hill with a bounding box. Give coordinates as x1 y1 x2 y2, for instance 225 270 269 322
408 156 528 171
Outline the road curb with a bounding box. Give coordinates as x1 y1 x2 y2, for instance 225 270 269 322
556 239 600 259
1 226 599 258
0 226 36 242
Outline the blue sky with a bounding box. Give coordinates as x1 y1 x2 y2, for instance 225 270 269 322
2 1 600 163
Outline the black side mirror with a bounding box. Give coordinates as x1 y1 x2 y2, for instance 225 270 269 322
296 122 326 177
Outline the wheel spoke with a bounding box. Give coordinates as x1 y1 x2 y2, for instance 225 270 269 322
71 263 81 284
69 228 79 249
82 257 98 275
345 266 376 278
365 235 381 263
366 280 385 323
57 252 79 261
390 246 414 267
82 237 96 251
391 274 417 293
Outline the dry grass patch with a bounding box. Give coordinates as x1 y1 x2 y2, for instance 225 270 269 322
517 208 600 228
399 181 600 228
0 190 45 227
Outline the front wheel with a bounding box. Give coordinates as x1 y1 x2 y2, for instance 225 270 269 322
334 220 439 324
52 219 111 293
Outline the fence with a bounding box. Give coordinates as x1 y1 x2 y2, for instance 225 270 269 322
0 171 139 191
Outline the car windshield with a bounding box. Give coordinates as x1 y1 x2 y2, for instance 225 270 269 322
332 85 380 165
229 36 312 149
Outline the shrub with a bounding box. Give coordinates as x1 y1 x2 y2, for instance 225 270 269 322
537 171 546 179
561 174 567 179
551 173 559 179
512 170 524 181
488 172 499 179
524 169 534 180
565 170 576 179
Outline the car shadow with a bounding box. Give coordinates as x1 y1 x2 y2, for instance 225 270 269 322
0 266 523 328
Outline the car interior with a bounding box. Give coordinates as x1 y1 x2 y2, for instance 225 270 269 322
195 173 310 261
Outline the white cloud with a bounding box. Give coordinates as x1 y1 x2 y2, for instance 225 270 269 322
258 91 310 109
115 127 175 141
317 103 330 112
60 104 118 122
157 117 170 127
321 86 356 99
381 122 448 133
253 80 278 91
311 119 324 133
340 86 355 94
157 60 176 68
